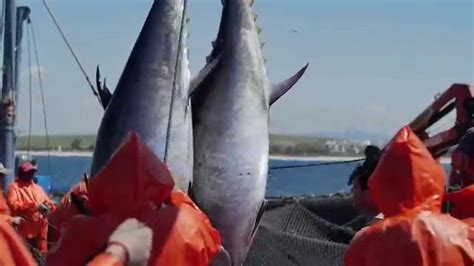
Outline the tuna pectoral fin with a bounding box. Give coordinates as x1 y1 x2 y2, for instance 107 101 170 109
249 200 267 243
188 53 223 98
270 63 309 106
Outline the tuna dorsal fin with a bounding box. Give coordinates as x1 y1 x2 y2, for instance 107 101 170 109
188 53 223 98
251 5 266 63
205 0 228 64
207 0 258 65
96 65 113 110
270 63 309 106
249 200 267 243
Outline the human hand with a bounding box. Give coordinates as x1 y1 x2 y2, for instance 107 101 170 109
38 202 51 215
107 218 153 265
11 216 24 227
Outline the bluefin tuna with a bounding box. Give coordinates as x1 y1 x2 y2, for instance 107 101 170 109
91 0 193 191
189 0 309 264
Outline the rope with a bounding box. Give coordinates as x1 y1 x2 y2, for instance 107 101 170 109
163 0 188 163
40 0 100 101
28 20 51 174
269 158 364 170
0 0 4 51
26 18 33 157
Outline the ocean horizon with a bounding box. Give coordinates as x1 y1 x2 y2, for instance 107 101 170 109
16 150 453 164
24 155 452 197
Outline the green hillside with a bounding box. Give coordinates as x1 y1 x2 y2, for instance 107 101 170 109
270 134 335 156
16 135 96 151
16 134 346 156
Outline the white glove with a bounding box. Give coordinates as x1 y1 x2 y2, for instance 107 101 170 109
107 218 153 266
11 216 24 226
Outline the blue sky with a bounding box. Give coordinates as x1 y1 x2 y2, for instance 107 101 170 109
13 0 473 138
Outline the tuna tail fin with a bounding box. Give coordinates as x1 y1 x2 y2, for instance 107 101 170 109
270 63 309 106
96 65 113 110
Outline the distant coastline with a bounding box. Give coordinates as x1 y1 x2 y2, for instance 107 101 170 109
15 134 382 159
15 150 452 164
16 150 93 157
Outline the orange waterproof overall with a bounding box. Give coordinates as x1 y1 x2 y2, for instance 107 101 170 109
48 132 221 266
344 126 474 266
7 179 55 254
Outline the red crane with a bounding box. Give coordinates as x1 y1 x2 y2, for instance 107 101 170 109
408 83 474 158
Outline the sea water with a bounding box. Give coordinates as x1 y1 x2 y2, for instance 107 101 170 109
30 156 451 197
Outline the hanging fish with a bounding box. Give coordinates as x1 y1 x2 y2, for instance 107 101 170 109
189 0 309 264
91 0 193 192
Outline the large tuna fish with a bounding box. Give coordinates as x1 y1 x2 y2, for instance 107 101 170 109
91 0 193 191
189 0 309 264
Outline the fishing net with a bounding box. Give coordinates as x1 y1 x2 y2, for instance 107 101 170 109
24 240 46 266
245 195 372 266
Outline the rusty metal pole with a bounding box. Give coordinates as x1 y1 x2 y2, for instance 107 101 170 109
14 6 31 111
0 0 17 191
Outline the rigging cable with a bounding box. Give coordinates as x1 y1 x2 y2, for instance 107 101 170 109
26 17 33 157
0 0 5 53
269 158 364 171
39 0 100 101
163 0 188 163
28 19 51 174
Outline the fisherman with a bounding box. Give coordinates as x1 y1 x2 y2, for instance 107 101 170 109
0 216 153 266
441 128 474 223
350 172 382 221
449 127 474 188
348 145 382 221
6 161 55 254
0 163 23 227
444 184 474 225
348 145 381 186
0 219 37 265
48 174 90 244
48 132 222 265
344 126 474 266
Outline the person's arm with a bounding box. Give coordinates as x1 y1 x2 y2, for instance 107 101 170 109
0 220 37 266
88 218 152 266
28 186 56 217
0 198 12 224
43 194 56 210
0 214 12 224
87 247 125 266
6 187 37 216
36 185 55 210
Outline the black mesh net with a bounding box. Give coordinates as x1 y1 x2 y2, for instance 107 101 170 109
245 196 372 266
24 239 46 266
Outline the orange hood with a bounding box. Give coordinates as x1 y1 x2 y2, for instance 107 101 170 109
87 132 175 216
368 126 445 218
